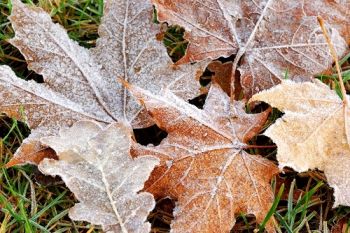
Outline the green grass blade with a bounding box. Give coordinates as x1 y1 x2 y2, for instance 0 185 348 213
259 183 284 232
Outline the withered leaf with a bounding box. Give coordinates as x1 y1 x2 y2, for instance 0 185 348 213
207 61 234 97
3 0 207 166
0 65 96 167
153 0 350 97
91 0 208 127
153 0 238 64
129 83 279 232
39 121 159 232
251 80 350 207
207 60 242 99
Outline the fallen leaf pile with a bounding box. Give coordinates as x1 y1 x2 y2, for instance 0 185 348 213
152 0 350 98
1 0 350 232
2 0 207 166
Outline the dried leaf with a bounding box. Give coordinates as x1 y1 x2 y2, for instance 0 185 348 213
9 0 116 122
129 83 279 232
0 65 98 166
152 0 238 64
91 0 208 127
331 215 350 233
207 61 234 97
3 0 207 166
250 80 350 207
38 120 159 232
6 144 57 168
207 60 242 99
153 0 350 97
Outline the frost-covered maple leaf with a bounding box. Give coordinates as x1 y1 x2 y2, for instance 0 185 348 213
1 0 207 166
153 0 350 98
39 121 159 233
251 80 350 207
129 83 279 232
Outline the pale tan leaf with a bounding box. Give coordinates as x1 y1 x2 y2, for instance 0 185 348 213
129 83 278 232
39 121 159 232
250 80 350 207
153 0 350 97
4 0 206 165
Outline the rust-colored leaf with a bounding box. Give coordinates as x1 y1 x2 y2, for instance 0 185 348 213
331 215 350 233
153 0 350 98
5 143 57 168
129 83 278 232
153 0 238 64
207 61 233 97
207 60 243 99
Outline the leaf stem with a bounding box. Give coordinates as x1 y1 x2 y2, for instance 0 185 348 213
317 16 347 105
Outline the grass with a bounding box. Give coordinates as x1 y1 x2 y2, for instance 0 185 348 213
0 115 100 232
0 0 350 232
316 52 350 99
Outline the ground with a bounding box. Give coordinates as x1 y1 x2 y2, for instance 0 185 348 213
0 0 350 232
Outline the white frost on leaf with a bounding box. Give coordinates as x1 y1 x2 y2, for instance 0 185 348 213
91 0 209 127
39 121 159 233
152 0 350 98
251 80 350 207
129 83 279 232
0 65 101 166
3 0 207 165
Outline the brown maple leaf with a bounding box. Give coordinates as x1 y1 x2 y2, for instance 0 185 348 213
2 0 207 166
207 60 242 99
251 80 350 207
128 82 279 232
153 0 350 98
